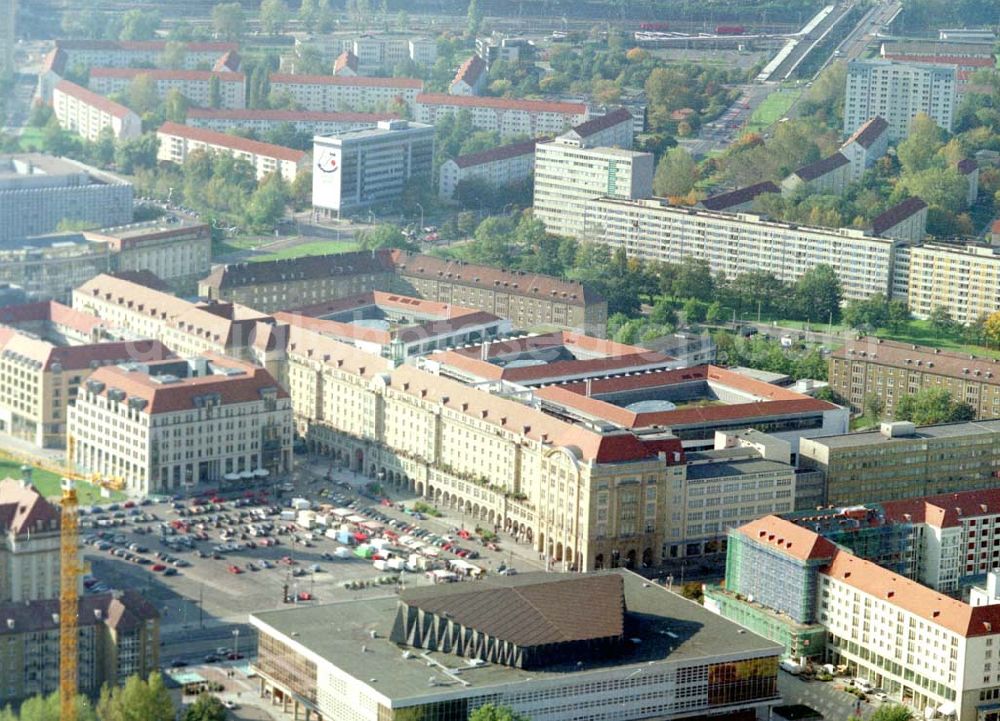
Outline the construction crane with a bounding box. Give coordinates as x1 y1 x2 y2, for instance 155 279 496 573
60 478 80 721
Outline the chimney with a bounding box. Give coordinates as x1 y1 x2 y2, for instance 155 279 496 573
585 378 592 397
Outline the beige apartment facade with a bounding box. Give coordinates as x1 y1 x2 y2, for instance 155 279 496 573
906 243 1000 324
268 74 422 112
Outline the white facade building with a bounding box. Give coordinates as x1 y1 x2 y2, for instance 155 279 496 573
184 108 397 137
269 73 422 113
312 119 433 218
438 138 537 201
534 138 654 238
840 116 890 182
449 55 488 96
88 68 246 109
844 60 957 141
414 93 588 138
52 39 238 71
52 79 141 142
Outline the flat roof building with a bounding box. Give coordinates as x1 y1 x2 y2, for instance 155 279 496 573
312 120 434 218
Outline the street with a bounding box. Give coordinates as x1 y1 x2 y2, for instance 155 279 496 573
779 673 878 720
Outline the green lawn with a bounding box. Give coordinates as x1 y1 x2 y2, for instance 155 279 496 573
0 460 123 504
875 319 1000 359
250 239 360 262
746 89 801 133
17 127 46 152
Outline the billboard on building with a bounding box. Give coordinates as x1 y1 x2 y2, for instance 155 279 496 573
312 141 342 211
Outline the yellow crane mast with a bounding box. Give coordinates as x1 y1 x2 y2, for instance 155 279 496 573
60 478 80 721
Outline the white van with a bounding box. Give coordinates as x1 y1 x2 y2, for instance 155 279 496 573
779 660 801 675
852 678 874 693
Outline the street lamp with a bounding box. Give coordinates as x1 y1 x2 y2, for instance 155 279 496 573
232 628 240 662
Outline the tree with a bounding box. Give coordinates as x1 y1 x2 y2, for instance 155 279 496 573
181 694 227 721
119 9 161 41
468 704 531 721
161 41 187 70
209 74 222 109
895 387 975 425
705 300 725 325
466 0 484 36
843 293 889 332
898 168 969 214
672 257 714 302
469 216 515 266
91 126 117 167
928 305 958 336
114 133 159 174
897 113 945 174
96 672 175 721
127 74 159 115
212 2 246 40
653 147 697 198
164 88 189 123
863 393 884 423
985 310 1000 347
682 298 707 323
356 224 417 252
298 0 318 25
17 690 96 721
245 173 290 230
260 0 290 34
650 297 678 327
868 706 914 721
792 264 842 324
28 102 54 128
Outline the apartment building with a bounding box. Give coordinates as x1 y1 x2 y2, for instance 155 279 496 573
699 181 780 213
0 301 172 448
52 79 141 142
340 35 438 73
449 54 487 96
331 49 358 76
534 138 654 238
156 121 308 182
0 477 61 603
871 196 929 243
905 242 1000 323
311 119 434 218
0 154 132 241
414 93 588 138
558 107 635 149
839 116 890 181
68 355 292 497
438 138 538 201
960 158 980 205
799 419 1000 507
268 73 422 112
881 40 994 92
185 108 397 136
781 152 851 196
828 337 1000 418
0 590 159 707
582 197 906 302
249 571 781 721
52 39 238 71
844 59 957 141
88 68 246 109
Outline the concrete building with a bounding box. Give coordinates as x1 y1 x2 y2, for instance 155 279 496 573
906 242 1000 323
185 108 398 137
250 571 781 721
959 158 980 206
414 93 588 138
438 137 538 201
476 34 534 66
534 138 654 238
311 120 434 218
839 116 890 181
558 106 635 150
450 54 488 96
88 68 246 110
0 154 132 240
0 233 112 304
51 39 238 71
0 590 159 707
799 419 1000 507
337 35 437 74
828 337 1000 418
68 355 293 497
156 121 309 182
268 73 423 113
781 152 851 196
881 40 994 92
0 301 172 448
699 182 780 213
844 59 957 141
52 79 141 142
870 196 928 243
582 197 908 302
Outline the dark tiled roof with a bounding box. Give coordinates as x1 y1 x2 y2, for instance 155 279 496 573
842 116 889 150
832 336 1000 383
870 197 928 236
958 158 978 174
700 181 779 211
792 152 849 181
109 270 171 292
567 107 633 139
202 250 395 291
452 138 540 169
0 590 158 636
399 573 625 646
0 478 60 536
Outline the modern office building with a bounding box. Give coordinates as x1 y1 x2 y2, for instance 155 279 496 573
67 355 293 496
268 73 423 112
0 590 159 707
844 59 957 140
88 68 246 109
449 54 487 96
438 138 538 201
52 79 141 142
799 419 1000 506
827 337 1000 418
905 242 1000 324
582 197 907 302
185 108 397 136
0 154 132 239
534 138 654 238
250 571 782 721
0 301 172 448
414 93 588 138
156 121 309 182
839 116 890 181
311 119 434 218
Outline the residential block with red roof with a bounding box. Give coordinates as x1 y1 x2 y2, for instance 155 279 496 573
414 93 588 139
185 107 398 137
88 68 246 109
268 73 422 113
52 79 141 142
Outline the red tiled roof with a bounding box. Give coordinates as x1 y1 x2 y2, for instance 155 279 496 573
452 55 487 88
452 138 540 169
213 50 242 73
882 488 1000 529
883 53 994 67
842 116 889 150
186 108 398 123
54 79 134 120
156 121 307 163
86 358 287 415
870 197 928 236
90 67 244 82
0 300 105 335
416 92 587 114
269 73 423 89
56 39 238 53
737 515 838 562
42 47 66 76
0 478 60 536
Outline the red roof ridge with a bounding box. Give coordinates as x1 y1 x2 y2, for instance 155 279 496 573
416 92 587 114
54 78 135 120
269 73 423 89
156 121 307 163
90 67 244 81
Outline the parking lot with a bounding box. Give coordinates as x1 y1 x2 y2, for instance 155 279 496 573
81 456 547 667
